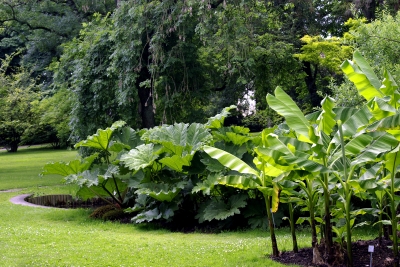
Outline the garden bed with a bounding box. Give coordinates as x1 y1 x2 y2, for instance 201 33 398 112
272 238 394 267
25 194 114 209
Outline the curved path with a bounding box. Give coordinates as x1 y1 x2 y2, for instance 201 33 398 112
9 193 53 208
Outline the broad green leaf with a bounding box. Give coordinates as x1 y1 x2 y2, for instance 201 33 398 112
159 141 185 157
75 121 126 151
385 147 400 174
132 208 162 223
113 126 142 150
159 154 192 172
353 50 382 91
147 123 188 147
136 182 185 202
381 69 399 97
369 113 400 132
98 165 120 181
108 142 131 153
345 133 374 156
201 194 247 221
192 174 219 195
41 153 98 176
200 154 226 172
387 130 400 141
206 105 236 129
121 144 159 171
368 97 397 121
203 145 260 178
317 96 336 135
333 105 372 142
226 132 250 146
283 151 329 173
186 123 212 151
341 51 383 101
266 87 311 142
218 175 260 189
352 132 399 165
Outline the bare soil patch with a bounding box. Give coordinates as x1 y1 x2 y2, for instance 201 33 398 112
272 238 394 267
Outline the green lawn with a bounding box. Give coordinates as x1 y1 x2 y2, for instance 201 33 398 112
0 146 377 266
0 145 78 190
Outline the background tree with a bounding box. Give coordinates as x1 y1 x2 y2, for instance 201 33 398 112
0 54 39 152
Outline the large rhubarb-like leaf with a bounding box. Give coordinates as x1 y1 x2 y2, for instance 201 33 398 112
206 105 236 129
121 144 159 171
135 182 186 202
197 194 248 221
41 153 98 176
159 154 192 172
75 121 126 151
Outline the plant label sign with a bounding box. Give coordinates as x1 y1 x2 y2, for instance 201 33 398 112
368 245 374 253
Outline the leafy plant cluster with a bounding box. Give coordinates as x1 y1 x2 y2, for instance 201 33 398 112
42 105 276 230
43 51 400 266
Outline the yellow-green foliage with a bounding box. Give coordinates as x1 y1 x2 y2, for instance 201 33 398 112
294 35 353 74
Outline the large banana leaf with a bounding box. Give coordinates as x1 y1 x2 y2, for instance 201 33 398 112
385 146 400 174
257 184 281 212
203 145 260 182
266 87 311 142
368 113 400 132
352 132 399 166
317 96 336 136
283 151 329 173
331 105 372 143
218 175 260 189
341 51 383 101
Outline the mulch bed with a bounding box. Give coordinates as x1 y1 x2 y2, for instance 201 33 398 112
272 238 395 267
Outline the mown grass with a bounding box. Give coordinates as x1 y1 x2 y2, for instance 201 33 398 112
0 145 79 190
0 146 378 266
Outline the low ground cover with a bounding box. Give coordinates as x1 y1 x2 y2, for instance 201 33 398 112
0 146 383 266
0 146 298 266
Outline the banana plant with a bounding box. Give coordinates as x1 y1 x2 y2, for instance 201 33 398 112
265 82 398 266
202 136 283 257
341 50 400 267
266 87 341 260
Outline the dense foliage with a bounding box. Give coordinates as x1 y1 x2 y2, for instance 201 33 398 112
5 0 398 150
43 51 400 266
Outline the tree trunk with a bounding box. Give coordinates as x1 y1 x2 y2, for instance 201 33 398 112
137 86 155 129
6 141 19 152
265 195 279 257
302 61 321 108
136 34 156 129
288 203 299 253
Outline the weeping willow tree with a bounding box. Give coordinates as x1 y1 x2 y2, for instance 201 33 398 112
53 0 312 141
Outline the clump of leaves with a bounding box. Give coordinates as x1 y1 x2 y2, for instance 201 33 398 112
90 205 120 219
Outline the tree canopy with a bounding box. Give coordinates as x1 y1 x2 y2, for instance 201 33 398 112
2 0 400 150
